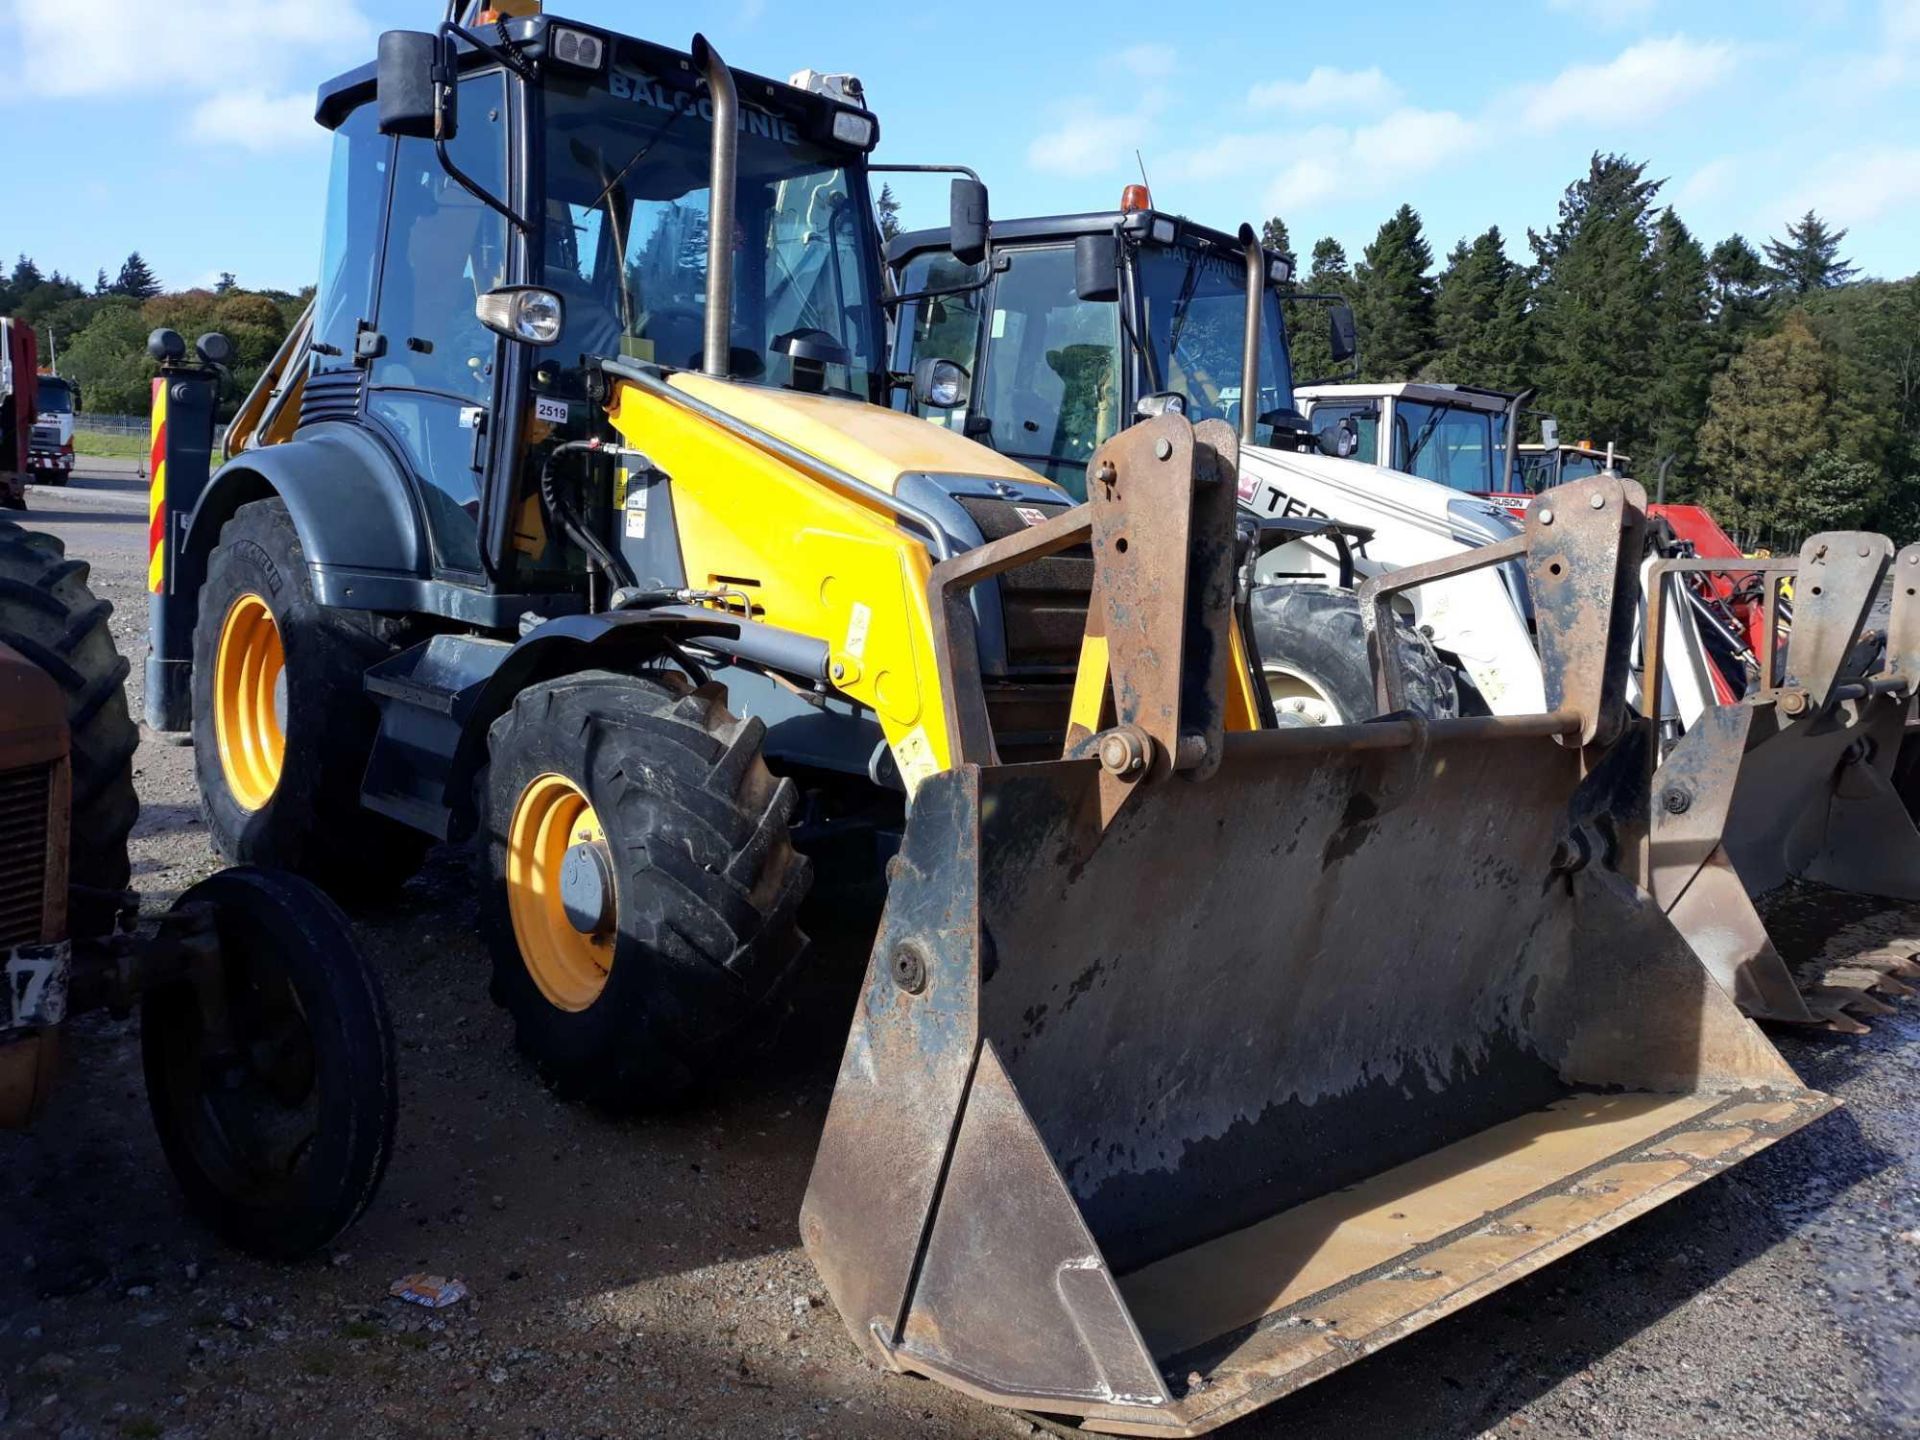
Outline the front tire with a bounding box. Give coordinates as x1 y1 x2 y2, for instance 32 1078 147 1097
479 670 811 1109
1250 582 1457 726
190 499 425 897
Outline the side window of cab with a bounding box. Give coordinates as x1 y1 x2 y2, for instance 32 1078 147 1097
312 105 393 374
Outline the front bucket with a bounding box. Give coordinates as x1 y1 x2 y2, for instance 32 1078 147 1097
1716 535 1920 905
801 724 1830 1435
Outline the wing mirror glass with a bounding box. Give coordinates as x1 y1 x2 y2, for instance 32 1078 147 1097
1328 301 1358 366
1540 415 1560 453
1075 234 1120 303
949 178 990 266
377 30 447 139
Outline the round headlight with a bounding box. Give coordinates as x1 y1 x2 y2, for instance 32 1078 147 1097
514 290 564 345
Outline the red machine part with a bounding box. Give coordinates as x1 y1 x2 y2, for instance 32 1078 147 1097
1649 503 1772 673
2 322 39 483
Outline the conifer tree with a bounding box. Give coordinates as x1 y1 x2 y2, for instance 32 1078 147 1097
113 252 161 300
1351 205 1436 381
1764 211 1858 294
1289 237 1353 384
1430 226 1531 391
1647 210 1714 477
1707 234 1769 341
1528 154 1662 452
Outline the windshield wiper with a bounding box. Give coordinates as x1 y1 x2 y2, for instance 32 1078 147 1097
1402 408 1446 469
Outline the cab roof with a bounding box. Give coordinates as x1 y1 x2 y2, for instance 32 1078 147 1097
1295 381 1522 414
316 11 866 138
888 209 1259 270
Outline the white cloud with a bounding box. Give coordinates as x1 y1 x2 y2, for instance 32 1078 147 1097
1264 108 1485 210
1548 0 1659 25
5 0 371 99
1116 43 1178 80
1675 155 1741 210
1248 66 1401 115
1026 49 1172 177
1886 0 1920 45
1518 35 1737 131
188 90 330 153
1028 102 1159 176
1787 146 1920 228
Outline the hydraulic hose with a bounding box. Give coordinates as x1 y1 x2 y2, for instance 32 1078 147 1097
539 441 637 599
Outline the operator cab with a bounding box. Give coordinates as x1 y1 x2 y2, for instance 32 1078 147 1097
888 188 1336 499
305 9 888 603
1290 381 1621 518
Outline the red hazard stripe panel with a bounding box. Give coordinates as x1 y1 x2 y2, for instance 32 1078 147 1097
148 377 167 594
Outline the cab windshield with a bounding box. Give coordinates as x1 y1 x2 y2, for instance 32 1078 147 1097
1390 399 1499 493
35 379 72 414
541 70 888 402
1133 244 1293 431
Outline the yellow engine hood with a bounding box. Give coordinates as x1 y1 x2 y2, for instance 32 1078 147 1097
666 373 1056 497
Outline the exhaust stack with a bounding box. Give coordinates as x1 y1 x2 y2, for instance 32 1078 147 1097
692 34 738 379
1237 224 1262 447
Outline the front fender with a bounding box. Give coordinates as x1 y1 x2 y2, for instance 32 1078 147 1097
362 611 740 842
182 422 429 608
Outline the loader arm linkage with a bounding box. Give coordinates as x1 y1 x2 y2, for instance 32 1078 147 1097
801 416 1830 1435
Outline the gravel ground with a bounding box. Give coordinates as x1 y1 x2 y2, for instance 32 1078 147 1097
1 465 1916 1439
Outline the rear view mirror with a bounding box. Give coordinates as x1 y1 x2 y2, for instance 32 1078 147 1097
1540 416 1561 453
378 30 446 139
1328 302 1358 366
1075 235 1120 303
950 178 990 266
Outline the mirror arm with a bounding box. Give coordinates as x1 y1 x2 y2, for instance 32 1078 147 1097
436 134 532 235
425 21 531 234
869 162 984 182
445 18 537 79
881 272 994 310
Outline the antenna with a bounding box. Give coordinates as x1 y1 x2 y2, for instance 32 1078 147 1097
1135 150 1152 192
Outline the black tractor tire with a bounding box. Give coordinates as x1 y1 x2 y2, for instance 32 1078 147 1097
478 670 811 1109
0 521 138 936
191 498 425 898
143 866 397 1260
1249 582 1458 726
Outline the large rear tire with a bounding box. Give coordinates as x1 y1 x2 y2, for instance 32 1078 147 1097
478 670 811 1109
190 499 425 898
142 867 397 1259
0 521 138 935
1250 582 1457 726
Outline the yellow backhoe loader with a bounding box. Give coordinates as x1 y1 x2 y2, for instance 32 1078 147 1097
144 5 1829 1430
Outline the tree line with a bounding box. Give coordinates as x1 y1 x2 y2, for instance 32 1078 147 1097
10 165 1916 549
1267 153 1919 548
0 252 308 418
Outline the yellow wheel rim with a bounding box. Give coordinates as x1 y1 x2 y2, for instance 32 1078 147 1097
213 592 286 812
505 773 614 1012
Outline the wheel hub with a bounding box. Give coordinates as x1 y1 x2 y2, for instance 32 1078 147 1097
559 841 615 935
504 773 616 1012
212 592 287 811
1265 666 1342 728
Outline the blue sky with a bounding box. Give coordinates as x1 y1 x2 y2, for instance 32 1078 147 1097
5 0 1916 295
